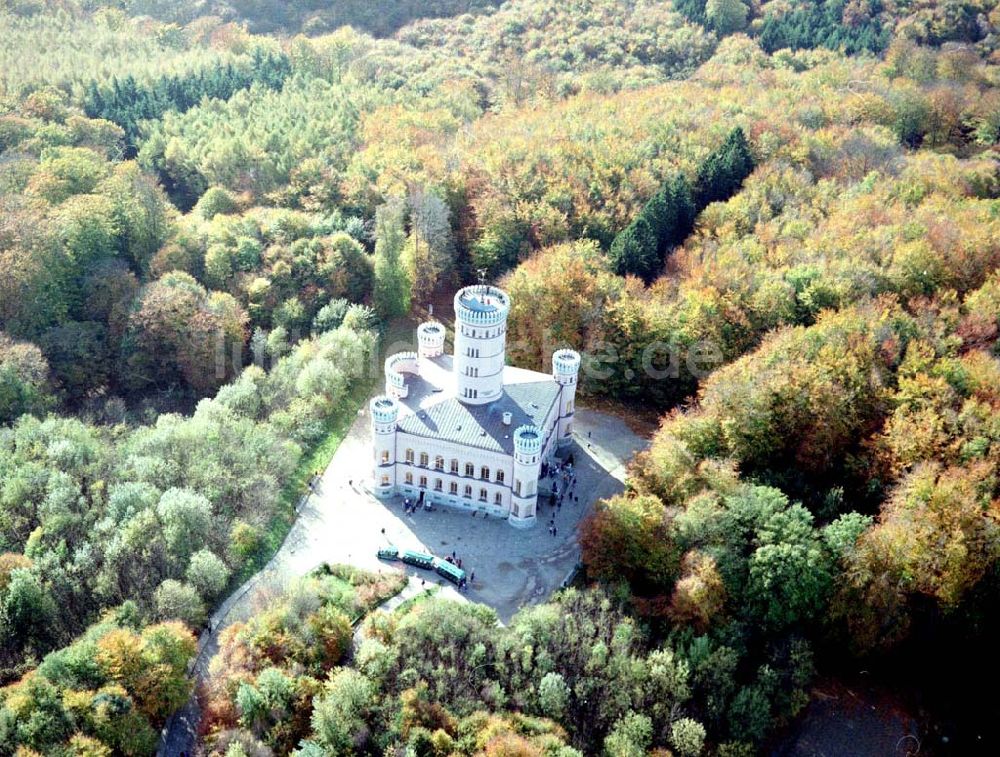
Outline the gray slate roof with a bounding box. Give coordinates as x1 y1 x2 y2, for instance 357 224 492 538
397 380 561 455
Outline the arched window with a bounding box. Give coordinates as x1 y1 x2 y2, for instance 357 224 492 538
380 450 390 464
465 463 475 477
434 479 443 491
405 472 413 485
463 485 472 498
419 476 427 488
450 459 459 474
495 470 505 484
449 482 458 494
405 449 414 464
381 475 390 486
494 491 503 505
479 488 488 501
480 466 490 480
434 456 444 470
419 452 429 467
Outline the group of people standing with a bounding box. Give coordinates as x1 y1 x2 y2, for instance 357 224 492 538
542 457 580 537
547 460 579 507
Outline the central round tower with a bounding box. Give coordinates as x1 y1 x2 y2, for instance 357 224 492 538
453 285 510 405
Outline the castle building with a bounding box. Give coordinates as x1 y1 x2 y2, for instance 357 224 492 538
370 285 581 528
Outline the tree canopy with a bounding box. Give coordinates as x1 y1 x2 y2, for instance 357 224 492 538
4 0 1000 753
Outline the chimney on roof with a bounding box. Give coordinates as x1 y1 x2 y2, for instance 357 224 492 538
502 412 512 426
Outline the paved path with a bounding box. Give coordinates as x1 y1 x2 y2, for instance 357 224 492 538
157 404 646 755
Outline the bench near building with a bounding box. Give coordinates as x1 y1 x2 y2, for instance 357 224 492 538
370 285 581 528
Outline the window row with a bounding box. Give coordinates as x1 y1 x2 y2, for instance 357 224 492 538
460 325 505 339
402 473 503 504
392 451 506 483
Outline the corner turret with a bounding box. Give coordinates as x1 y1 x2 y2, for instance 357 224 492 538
552 348 581 446
417 321 446 358
509 424 542 527
370 395 399 498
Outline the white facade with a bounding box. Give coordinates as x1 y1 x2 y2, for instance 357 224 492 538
370 285 580 528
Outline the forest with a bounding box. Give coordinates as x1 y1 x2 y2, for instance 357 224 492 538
2 0 1000 754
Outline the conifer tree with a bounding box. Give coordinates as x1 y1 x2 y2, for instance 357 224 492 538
696 127 755 206
609 215 659 281
609 173 697 281
722 127 755 183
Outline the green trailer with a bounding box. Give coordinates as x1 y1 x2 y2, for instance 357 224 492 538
401 550 435 569
377 546 399 561
435 560 466 585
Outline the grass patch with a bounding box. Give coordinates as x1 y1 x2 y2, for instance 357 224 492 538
312 562 410 623
281 376 372 509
